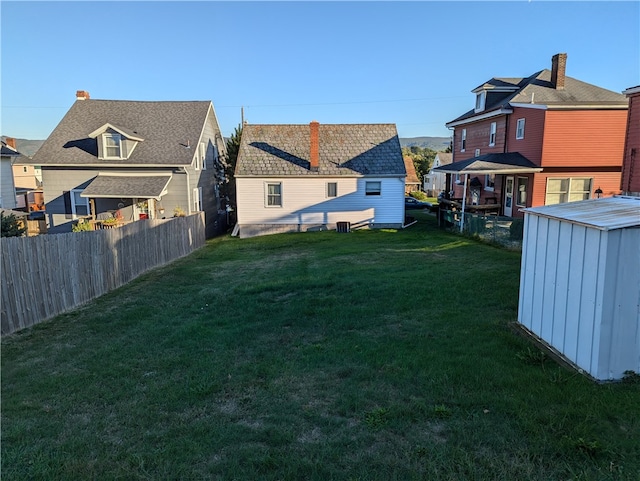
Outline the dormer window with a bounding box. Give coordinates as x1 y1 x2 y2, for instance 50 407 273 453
103 133 122 159
89 123 144 160
475 91 486 112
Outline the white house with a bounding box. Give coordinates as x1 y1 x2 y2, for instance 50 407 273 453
425 152 452 196
234 122 406 238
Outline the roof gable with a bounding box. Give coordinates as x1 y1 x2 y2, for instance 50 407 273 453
236 123 405 177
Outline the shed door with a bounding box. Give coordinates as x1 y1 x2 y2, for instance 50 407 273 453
504 176 514 217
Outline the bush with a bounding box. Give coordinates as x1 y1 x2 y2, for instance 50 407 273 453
72 219 92 232
1 213 27 237
409 191 428 201
509 219 524 240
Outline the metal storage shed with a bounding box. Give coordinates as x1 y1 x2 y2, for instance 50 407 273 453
518 196 640 381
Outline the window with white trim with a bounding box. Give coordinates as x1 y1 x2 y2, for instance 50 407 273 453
475 91 486 112
485 174 495 191
265 182 282 207
516 119 525 140
489 122 496 146
71 189 89 217
193 187 203 211
199 142 206 170
516 177 529 207
455 173 461 184
475 149 481 157
365 181 381 196
327 182 337 198
545 178 592 205
103 133 122 159
461 129 466 152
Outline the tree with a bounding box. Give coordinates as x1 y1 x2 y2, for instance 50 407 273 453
402 146 437 184
221 123 242 212
1 213 27 237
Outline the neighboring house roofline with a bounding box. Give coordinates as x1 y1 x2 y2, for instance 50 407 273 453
623 85 640 96
235 173 404 179
445 108 513 128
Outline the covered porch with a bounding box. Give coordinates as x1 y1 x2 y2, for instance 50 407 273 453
80 173 172 230
432 152 542 232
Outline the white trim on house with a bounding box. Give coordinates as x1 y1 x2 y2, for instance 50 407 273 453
446 108 513 128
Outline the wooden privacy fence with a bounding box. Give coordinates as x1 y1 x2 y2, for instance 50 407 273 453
1 213 205 335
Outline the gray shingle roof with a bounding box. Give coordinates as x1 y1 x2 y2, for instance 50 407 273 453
30 100 212 166
449 69 628 125
81 174 172 199
236 123 405 177
435 152 453 166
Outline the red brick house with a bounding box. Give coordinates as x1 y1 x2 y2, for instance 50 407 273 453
438 53 628 217
621 85 640 196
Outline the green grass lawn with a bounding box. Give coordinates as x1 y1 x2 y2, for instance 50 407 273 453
3 213 639 480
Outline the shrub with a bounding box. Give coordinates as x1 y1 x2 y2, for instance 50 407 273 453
509 219 524 240
410 191 428 201
1 213 27 237
72 219 92 232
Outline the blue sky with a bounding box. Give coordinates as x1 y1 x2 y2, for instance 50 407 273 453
2 1 638 140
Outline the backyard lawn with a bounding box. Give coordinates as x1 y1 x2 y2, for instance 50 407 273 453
2 213 639 480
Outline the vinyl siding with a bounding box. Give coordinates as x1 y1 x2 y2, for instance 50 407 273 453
531 169 622 207
508 107 545 164
236 176 404 228
622 92 640 193
453 115 508 161
541 110 627 168
1 157 17 209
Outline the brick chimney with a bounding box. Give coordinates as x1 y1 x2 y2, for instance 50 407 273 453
551 53 567 90
309 121 319 172
76 90 90 100
4 137 16 149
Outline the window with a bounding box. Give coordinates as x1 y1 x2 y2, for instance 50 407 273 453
455 173 461 184
365 181 381 196
545 178 593 205
103 133 122 158
265 182 282 207
327 182 337 198
489 122 496 146
193 187 203 211
485 174 495 191
516 177 529 207
475 91 486 112
71 189 89 217
475 149 481 157
516 119 525 140
461 129 466 152
199 142 207 170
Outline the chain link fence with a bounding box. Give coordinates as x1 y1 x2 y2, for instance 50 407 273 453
438 209 523 250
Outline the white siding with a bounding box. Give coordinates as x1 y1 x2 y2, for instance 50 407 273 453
518 208 640 381
236 176 404 229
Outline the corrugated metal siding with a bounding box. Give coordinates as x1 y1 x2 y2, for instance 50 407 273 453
508 107 545 164
541 110 627 167
519 204 640 381
236 177 404 226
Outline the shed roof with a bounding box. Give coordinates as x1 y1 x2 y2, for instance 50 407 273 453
235 123 405 177
81 174 172 200
524 196 640 231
